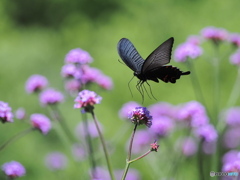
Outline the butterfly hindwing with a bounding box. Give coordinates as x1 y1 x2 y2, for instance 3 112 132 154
117 38 144 73
142 37 174 73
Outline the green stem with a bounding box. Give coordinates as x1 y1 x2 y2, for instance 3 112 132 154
197 139 205 180
227 67 240 107
0 128 34 152
128 150 151 164
90 111 115 180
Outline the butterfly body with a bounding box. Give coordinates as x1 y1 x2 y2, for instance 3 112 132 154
117 37 190 85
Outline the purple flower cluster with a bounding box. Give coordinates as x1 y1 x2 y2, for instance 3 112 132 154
0 101 14 123
150 116 174 137
39 88 64 106
229 33 240 47
222 150 240 172
179 137 197 156
45 152 68 171
128 107 152 127
194 124 218 142
30 113 52 134
25 74 48 93
2 161 26 178
119 101 141 119
230 51 240 66
201 26 228 44
62 48 113 94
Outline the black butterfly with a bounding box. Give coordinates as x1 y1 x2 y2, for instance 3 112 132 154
117 37 190 91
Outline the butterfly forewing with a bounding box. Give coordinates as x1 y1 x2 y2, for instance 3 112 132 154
117 38 144 73
142 37 174 73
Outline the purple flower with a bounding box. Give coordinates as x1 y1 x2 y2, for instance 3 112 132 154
61 64 78 78
148 102 174 119
74 90 102 112
2 161 26 178
119 101 141 119
176 101 209 128
0 101 14 123
95 74 113 90
128 107 152 127
202 141 216 154
65 48 93 64
201 26 228 44
30 113 52 134
150 116 174 137
71 144 86 161
225 107 240 126
25 74 48 93
126 130 153 154
230 51 240 66
39 88 64 106
223 127 240 148
179 137 197 156
79 65 102 84
91 167 110 180
15 108 26 120
64 79 82 94
194 124 218 142
174 42 203 62
75 120 103 138
45 152 68 171
186 35 202 45
222 150 240 164
222 160 240 172
229 33 240 47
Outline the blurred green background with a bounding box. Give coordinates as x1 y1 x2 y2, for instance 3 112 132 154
0 0 240 179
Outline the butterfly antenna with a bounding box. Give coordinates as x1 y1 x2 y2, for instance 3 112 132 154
146 81 157 100
128 76 135 97
118 59 125 65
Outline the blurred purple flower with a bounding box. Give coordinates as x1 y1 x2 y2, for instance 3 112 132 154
79 65 102 84
65 48 93 64
222 160 240 172
2 161 26 178
186 35 202 45
176 101 209 128
39 88 64 106
115 169 141 180
126 130 153 154
119 101 141 119
230 51 240 66
0 101 14 123
30 113 52 134
25 74 48 93
15 107 26 120
225 107 240 126
64 79 81 94
148 102 174 119
128 107 152 127
74 90 102 112
75 120 103 138
194 124 218 142
150 116 174 137
229 33 240 47
222 150 240 164
71 144 86 161
45 152 68 171
202 141 216 154
174 42 203 62
179 137 197 156
95 74 113 90
61 64 78 78
201 26 228 44
91 167 110 180
223 127 240 149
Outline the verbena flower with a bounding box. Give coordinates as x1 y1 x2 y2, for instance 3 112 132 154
229 33 240 47
74 90 102 112
39 88 64 106
2 161 26 178
65 48 93 64
201 26 228 44
148 102 174 119
179 137 197 156
64 79 82 94
225 107 240 126
186 35 202 45
119 101 141 119
128 107 152 127
174 42 203 62
150 141 159 152
95 74 113 90
45 152 68 171
30 114 52 134
15 107 26 120
79 65 102 84
222 150 240 165
202 141 216 154
223 127 240 148
222 160 240 172
230 51 240 66
75 120 103 138
25 74 48 93
150 116 174 137
61 64 78 78
71 144 86 161
0 101 14 123
194 124 218 142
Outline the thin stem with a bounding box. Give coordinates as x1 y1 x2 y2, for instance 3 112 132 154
0 128 34 152
128 150 151 163
48 105 75 143
90 110 115 180
197 139 205 180
227 67 240 107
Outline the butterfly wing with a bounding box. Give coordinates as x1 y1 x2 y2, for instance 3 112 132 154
117 38 144 73
142 37 174 73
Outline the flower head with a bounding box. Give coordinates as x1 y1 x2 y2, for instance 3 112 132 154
30 113 52 134
74 90 102 112
225 107 240 126
65 48 93 64
45 152 68 171
0 101 14 123
71 144 86 161
95 74 113 90
179 137 197 156
39 88 64 106
2 161 26 178
150 116 174 137
64 79 82 95
15 108 26 120
61 64 78 78
150 141 159 152
194 124 218 142
148 102 174 119
223 127 240 148
230 51 240 66
186 35 202 45
119 101 141 119
174 42 203 62
128 107 152 127
201 26 228 44
25 74 48 93
229 33 240 47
